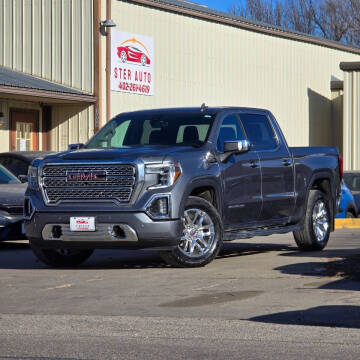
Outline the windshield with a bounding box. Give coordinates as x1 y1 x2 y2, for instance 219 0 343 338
86 112 214 149
0 165 21 184
344 173 360 192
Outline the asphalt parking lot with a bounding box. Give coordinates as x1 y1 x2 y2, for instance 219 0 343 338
0 230 360 359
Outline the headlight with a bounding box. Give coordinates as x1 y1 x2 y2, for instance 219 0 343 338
145 162 181 189
28 166 39 190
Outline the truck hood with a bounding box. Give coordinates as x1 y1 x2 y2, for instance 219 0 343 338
43 146 199 163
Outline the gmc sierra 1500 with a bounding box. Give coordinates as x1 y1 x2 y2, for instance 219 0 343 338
24 106 342 267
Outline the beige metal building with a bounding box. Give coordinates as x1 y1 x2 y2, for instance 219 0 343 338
0 0 360 168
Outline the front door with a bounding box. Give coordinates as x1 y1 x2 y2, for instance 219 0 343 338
218 113 262 228
10 109 39 151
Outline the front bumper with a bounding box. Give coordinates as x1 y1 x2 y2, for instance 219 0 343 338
24 211 183 250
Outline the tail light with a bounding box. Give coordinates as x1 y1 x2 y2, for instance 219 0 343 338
338 155 343 181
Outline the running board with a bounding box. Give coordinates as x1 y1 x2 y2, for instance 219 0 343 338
223 225 301 241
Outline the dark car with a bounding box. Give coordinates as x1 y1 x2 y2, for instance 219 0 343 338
0 151 54 180
25 106 341 268
343 171 360 213
0 165 27 241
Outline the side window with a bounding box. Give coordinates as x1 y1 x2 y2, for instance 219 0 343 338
217 114 245 152
240 114 278 150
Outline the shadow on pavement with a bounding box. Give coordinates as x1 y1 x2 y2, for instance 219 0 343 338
274 253 360 293
250 305 360 328
0 241 296 270
218 242 295 259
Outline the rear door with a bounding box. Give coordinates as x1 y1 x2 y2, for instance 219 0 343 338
240 112 295 225
218 113 262 228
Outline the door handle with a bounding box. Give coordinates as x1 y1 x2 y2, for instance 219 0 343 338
283 159 292 167
250 161 259 168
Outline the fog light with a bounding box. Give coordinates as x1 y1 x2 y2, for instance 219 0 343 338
146 195 170 219
52 225 62 239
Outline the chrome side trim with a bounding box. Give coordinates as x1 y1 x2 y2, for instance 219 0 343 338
41 223 139 242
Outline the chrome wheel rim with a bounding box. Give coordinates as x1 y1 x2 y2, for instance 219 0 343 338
178 208 216 258
312 200 329 242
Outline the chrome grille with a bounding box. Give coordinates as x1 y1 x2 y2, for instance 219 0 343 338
43 165 135 177
41 164 136 204
43 177 135 187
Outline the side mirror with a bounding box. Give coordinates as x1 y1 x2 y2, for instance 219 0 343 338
219 140 251 163
18 175 28 183
68 143 84 151
223 140 251 154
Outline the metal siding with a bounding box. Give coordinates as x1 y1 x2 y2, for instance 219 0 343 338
52 0 62 84
0 0 4 65
3 0 13 68
42 0 52 80
32 0 42 76
23 0 32 74
110 1 360 147
62 0 72 86
81 0 93 93
51 105 94 151
13 0 22 71
72 0 82 89
0 0 93 93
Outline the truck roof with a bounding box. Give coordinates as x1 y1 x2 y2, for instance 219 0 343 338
118 106 270 117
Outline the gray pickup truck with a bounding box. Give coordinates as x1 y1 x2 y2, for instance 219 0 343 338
24 106 342 267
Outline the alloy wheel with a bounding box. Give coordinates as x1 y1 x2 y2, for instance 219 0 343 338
312 200 329 242
178 208 216 258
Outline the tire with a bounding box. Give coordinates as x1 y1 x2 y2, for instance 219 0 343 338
293 190 331 251
160 196 223 267
141 54 146 66
346 211 355 218
30 242 94 268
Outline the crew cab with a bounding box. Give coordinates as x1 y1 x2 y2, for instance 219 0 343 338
24 106 342 267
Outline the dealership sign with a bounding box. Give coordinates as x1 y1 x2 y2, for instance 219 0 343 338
111 30 154 96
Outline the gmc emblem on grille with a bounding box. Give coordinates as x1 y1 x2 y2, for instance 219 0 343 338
66 171 106 182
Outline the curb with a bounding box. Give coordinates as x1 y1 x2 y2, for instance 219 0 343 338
335 218 360 229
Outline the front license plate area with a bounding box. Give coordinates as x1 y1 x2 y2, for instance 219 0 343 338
70 217 96 232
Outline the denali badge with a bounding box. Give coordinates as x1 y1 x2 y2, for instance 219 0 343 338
66 171 106 182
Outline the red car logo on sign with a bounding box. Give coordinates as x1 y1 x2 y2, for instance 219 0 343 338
67 171 106 182
76 220 87 224
117 45 151 66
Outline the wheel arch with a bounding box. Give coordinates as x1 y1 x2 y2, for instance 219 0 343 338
180 176 222 217
346 202 357 217
306 171 337 231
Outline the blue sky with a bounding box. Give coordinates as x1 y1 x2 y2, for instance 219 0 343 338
192 0 238 12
